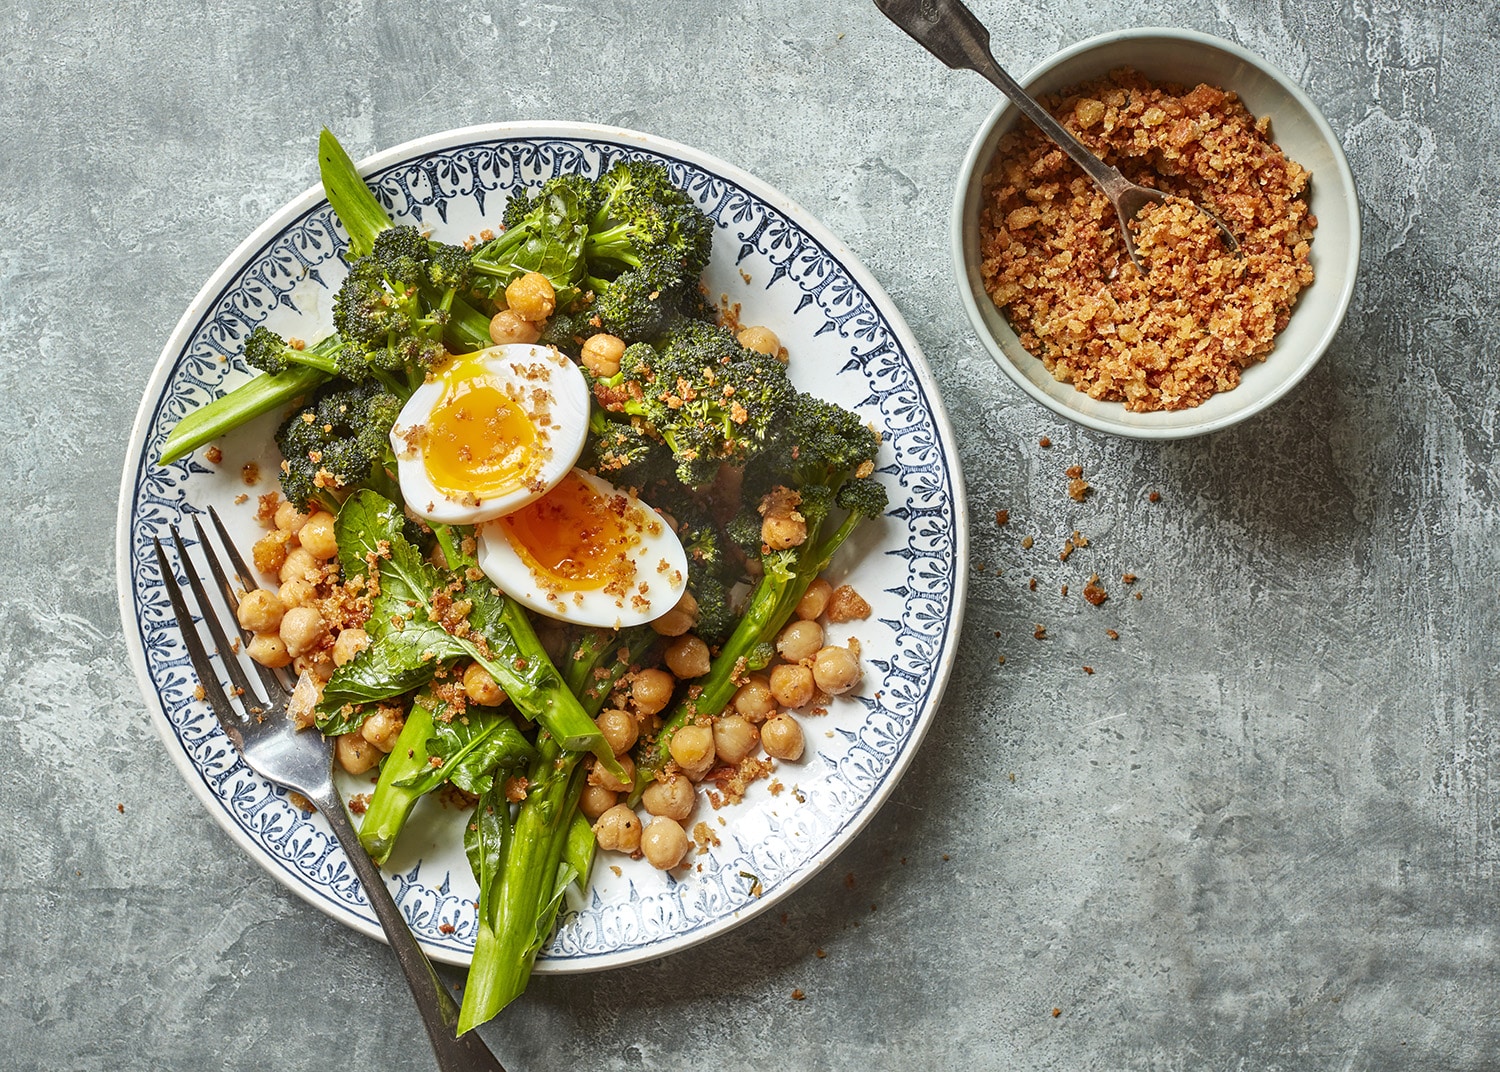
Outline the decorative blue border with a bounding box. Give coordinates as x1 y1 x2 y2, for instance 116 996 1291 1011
124 133 961 967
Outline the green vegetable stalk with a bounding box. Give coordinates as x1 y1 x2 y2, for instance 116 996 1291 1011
359 695 536 865
457 626 654 1032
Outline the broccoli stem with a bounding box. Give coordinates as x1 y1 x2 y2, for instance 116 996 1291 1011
445 295 495 353
458 734 584 1034
632 508 866 795
581 224 642 272
357 698 437 865
457 627 654 1031
158 362 328 465
427 523 620 775
562 808 596 894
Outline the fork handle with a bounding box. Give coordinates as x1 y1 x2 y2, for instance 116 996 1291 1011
314 790 508 1071
874 0 1132 197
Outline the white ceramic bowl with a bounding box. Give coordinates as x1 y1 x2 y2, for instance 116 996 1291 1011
953 28 1360 438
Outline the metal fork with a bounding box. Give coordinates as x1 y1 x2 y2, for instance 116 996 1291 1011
152 508 506 1072
874 0 1239 272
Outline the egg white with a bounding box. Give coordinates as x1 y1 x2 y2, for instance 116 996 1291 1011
475 469 689 628
390 343 590 525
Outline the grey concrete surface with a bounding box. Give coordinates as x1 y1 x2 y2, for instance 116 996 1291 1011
2 0 1496 1069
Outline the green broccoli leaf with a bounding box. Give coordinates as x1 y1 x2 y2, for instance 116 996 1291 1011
316 490 613 764
398 709 536 797
471 186 589 307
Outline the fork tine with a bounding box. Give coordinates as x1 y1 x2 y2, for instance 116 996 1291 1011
152 534 246 749
207 505 259 591
170 526 265 712
193 512 291 702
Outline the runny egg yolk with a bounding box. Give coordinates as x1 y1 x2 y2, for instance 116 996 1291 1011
497 471 639 593
422 353 538 500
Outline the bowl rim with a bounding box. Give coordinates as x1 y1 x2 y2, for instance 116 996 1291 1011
950 26 1362 439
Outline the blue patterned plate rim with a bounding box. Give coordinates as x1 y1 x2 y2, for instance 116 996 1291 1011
116 121 970 972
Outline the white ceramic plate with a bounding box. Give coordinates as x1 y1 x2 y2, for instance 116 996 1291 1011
117 123 968 971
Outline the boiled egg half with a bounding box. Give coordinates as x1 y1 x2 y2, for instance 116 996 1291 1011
390 344 590 525
476 468 689 628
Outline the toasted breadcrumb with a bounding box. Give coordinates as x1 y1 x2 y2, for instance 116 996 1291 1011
826 585 871 623
979 69 1315 411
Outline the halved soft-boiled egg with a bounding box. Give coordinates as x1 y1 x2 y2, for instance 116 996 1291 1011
476 468 689 628
390 344 590 525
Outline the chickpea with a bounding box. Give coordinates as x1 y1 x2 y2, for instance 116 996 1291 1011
332 627 371 667
298 511 338 559
463 663 506 707
796 578 833 621
761 713 805 761
589 752 635 794
236 588 285 634
775 619 824 664
641 816 690 870
489 308 541 345
596 708 639 755
278 546 320 586
504 272 557 322
279 605 327 659
336 732 380 774
274 500 309 535
579 784 619 822
736 324 781 357
812 645 861 695
631 668 675 716
650 590 699 638
361 706 406 753
253 531 289 575
713 715 760 766
664 634 711 679
592 804 642 853
732 675 775 722
246 632 292 669
580 333 626 378
761 513 807 550
293 651 334 683
769 663 815 709
641 773 695 822
669 724 716 780
277 578 316 608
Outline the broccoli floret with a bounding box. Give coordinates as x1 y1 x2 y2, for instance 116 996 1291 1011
537 307 600 355
243 326 348 377
585 417 675 489
590 324 796 486
630 386 887 791
586 161 713 282
274 381 402 511
836 473 889 520
331 224 469 391
575 161 715 341
675 508 740 644
594 269 675 340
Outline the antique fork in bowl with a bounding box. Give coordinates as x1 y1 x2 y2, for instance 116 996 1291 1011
151 508 506 1072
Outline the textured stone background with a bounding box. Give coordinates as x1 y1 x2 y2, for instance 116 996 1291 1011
3 0 1497 1069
